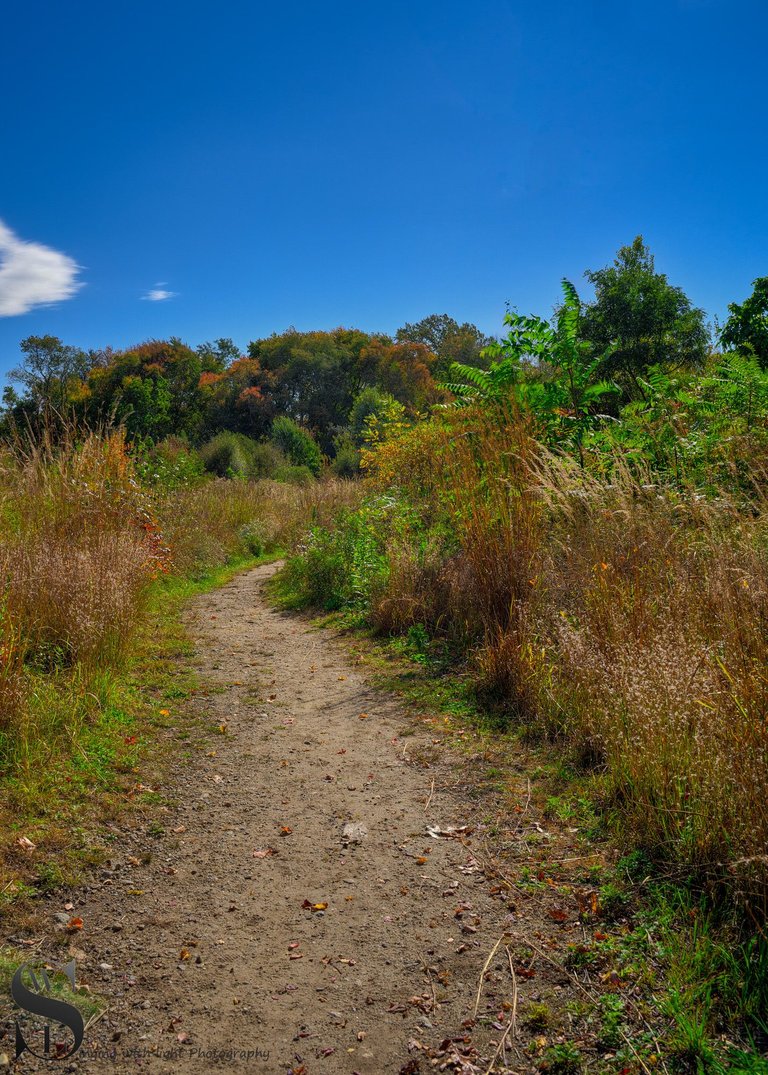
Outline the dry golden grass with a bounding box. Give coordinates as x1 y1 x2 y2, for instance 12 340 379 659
0 430 160 677
365 408 768 912
157 476 361 574
0 429 356 774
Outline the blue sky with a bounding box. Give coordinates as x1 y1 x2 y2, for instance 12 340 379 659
1 0 766 371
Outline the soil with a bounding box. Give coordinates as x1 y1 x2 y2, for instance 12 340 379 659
4 563 633 1075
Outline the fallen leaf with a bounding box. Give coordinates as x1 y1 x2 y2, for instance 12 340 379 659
66 917 84 932
548 908 569 923
280 826 293 836
252 847 277 859
302 900 328 912
179 948 191 960
159 708 170 716
15 836 36 852
358 713 368 720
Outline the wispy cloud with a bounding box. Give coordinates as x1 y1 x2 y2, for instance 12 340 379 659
142 283 177 302
0 218 81 316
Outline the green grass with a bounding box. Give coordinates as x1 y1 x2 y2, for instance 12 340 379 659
0 551 280 916
0 946 105 1029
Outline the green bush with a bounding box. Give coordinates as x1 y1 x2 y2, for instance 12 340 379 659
134 436 205 488
274 464 315 486
330 434 360 477
199 431 254 478
250 441 286 478
237 520 268 556
279 497 398 610
270 417 322 476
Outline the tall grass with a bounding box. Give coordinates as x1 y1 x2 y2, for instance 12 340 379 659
0 430 158 671
288 406 768 917
156 476 361 575
0 431 158 777
0 428 358 788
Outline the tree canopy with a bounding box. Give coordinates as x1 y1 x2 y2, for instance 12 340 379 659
580 236 709 398
720 277 768 368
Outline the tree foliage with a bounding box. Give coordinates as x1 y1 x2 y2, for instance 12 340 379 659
720 277 768 368
580 236 708 398
395 314 491 378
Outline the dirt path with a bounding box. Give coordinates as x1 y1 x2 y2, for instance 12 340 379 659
15 563 613 1074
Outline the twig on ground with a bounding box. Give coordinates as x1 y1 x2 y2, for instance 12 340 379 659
474 935 505 1019
481 946 518 1075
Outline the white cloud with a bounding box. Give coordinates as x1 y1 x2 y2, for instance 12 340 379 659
142 283 177 302
0 218 81 316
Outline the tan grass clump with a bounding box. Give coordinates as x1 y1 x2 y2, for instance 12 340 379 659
363 407 768 911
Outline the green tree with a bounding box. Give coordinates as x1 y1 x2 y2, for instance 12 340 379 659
581 237 708 399
249 329 376 452
85 339 205 441
396 314 491 378
270 416 322 475
446 281 614 464
720 277 768 368
8 335 91 417
196 338 240 373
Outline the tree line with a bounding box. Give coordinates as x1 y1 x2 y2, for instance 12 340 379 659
3 236 767 479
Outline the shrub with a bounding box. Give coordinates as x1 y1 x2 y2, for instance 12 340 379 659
135 436 205 488
199 431 259 479
283 404 768 919
274 464 315 486
250 441 286 478
330 434 360 478
270 417 322 476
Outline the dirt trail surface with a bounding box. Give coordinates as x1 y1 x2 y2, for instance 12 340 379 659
10 563 612 1075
